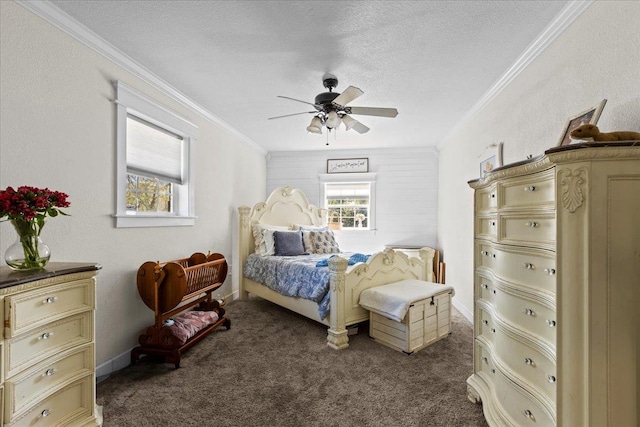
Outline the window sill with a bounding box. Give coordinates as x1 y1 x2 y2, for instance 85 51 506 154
113 214 197 228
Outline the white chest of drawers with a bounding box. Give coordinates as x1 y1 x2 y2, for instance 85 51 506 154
0 263 102 427
467 143 640 427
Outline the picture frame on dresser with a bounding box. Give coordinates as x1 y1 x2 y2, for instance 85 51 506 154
479 141 503 177
557 99 607 146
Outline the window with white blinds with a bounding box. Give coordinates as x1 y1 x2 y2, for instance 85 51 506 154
319 174 376 231
114 81 198 228
126 114 184 184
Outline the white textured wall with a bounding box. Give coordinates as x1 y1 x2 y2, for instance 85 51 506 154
438 1 640 320
267 147 439 253
0 2 266 372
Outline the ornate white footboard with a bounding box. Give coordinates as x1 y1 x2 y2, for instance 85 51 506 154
237 186 435 349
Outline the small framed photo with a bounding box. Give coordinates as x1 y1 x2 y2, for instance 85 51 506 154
327 158 369 174
557 99 607 146
480 142 503 177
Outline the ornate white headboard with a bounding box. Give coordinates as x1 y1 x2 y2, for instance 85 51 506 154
238 186 327 258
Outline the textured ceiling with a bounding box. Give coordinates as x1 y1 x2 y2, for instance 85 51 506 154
49 0 570 152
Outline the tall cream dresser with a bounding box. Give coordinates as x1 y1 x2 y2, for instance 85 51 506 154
0 263 102 426
467 142 640 427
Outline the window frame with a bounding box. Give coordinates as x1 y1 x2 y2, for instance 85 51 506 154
319 173 377 232
114 81 198 228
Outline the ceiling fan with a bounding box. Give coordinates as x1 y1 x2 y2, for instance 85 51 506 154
268 73 398 135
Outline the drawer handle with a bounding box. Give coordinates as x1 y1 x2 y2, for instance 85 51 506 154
523 409 534 419
523 262 534 270
41 409 51 417
39 332 54 340
482 320 489 325
524 308 535 316
489 194 496 199
482 357 488 364
491 253 496 258
524 186 536 192
491 328 496 333
491 289 496 295
491 369 496 374
544 268 556 275
481 283 488 289
43 368 56 377
524 357 534 366
525 221 538 228
481 250 488 256
547 320 557 327
491 221 496 226
42 296 57 304
547 374 556 383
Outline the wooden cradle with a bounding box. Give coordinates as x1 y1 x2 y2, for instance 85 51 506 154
131 252 231 367
237 186 436 350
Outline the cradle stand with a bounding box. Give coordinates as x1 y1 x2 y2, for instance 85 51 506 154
131 252 231 368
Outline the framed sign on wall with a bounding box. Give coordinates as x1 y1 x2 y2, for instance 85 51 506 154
327 158 369 174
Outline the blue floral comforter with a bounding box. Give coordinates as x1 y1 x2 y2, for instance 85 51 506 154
243 253 364 320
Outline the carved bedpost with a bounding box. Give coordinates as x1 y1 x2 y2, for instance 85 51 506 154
419 247 436 282
327 256 349 350
238 205 252 300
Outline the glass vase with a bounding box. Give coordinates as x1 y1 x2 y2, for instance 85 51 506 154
4 219 50 271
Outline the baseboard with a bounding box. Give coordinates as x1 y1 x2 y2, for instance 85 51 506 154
96 347 136 382
452 297 474 324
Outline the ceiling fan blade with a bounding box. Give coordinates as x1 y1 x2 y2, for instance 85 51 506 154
348 106 398 118
332 86 364 106
342 114 370 134
350 120 370 134
268 111 315 120
277 95 318 108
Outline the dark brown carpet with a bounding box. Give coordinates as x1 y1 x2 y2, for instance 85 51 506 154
97 297 488 426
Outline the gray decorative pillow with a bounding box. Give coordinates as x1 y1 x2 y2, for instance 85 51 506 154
273 230 306 256
309 230 340 254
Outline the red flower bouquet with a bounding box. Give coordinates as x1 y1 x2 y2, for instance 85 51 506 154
1 186 70 270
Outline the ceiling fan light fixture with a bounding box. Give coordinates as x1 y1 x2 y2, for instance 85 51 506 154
325 110 341 129
306 116 323 134
342 114 356 131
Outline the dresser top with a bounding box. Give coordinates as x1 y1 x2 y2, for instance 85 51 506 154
469 141 640 186
0 262 101 289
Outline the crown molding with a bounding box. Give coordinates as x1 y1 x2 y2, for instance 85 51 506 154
438 0 595 148
14 0 267 156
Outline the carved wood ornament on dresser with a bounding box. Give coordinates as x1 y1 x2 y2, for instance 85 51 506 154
0 263 102 427
467 142 640 427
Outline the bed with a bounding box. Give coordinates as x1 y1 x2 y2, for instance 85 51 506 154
237 186 437 349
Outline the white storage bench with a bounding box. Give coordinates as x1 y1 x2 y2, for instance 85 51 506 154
359 280 455 354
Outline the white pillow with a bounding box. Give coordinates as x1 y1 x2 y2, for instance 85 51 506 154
253 223 290 256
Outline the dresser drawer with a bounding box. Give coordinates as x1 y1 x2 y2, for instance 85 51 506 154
5 279 95 339
495 329 556 401
6 374 94 427
475 185 497 212
477 243 556 293
476 215 498 241
5 312 93 378
5 344 94 419
500 213 556 251
495 288 556 345
499 169 555 210
493 362 555 427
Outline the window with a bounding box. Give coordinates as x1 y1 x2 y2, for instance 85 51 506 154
326 183 371 229
319 173 376 231
115 81 198 227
